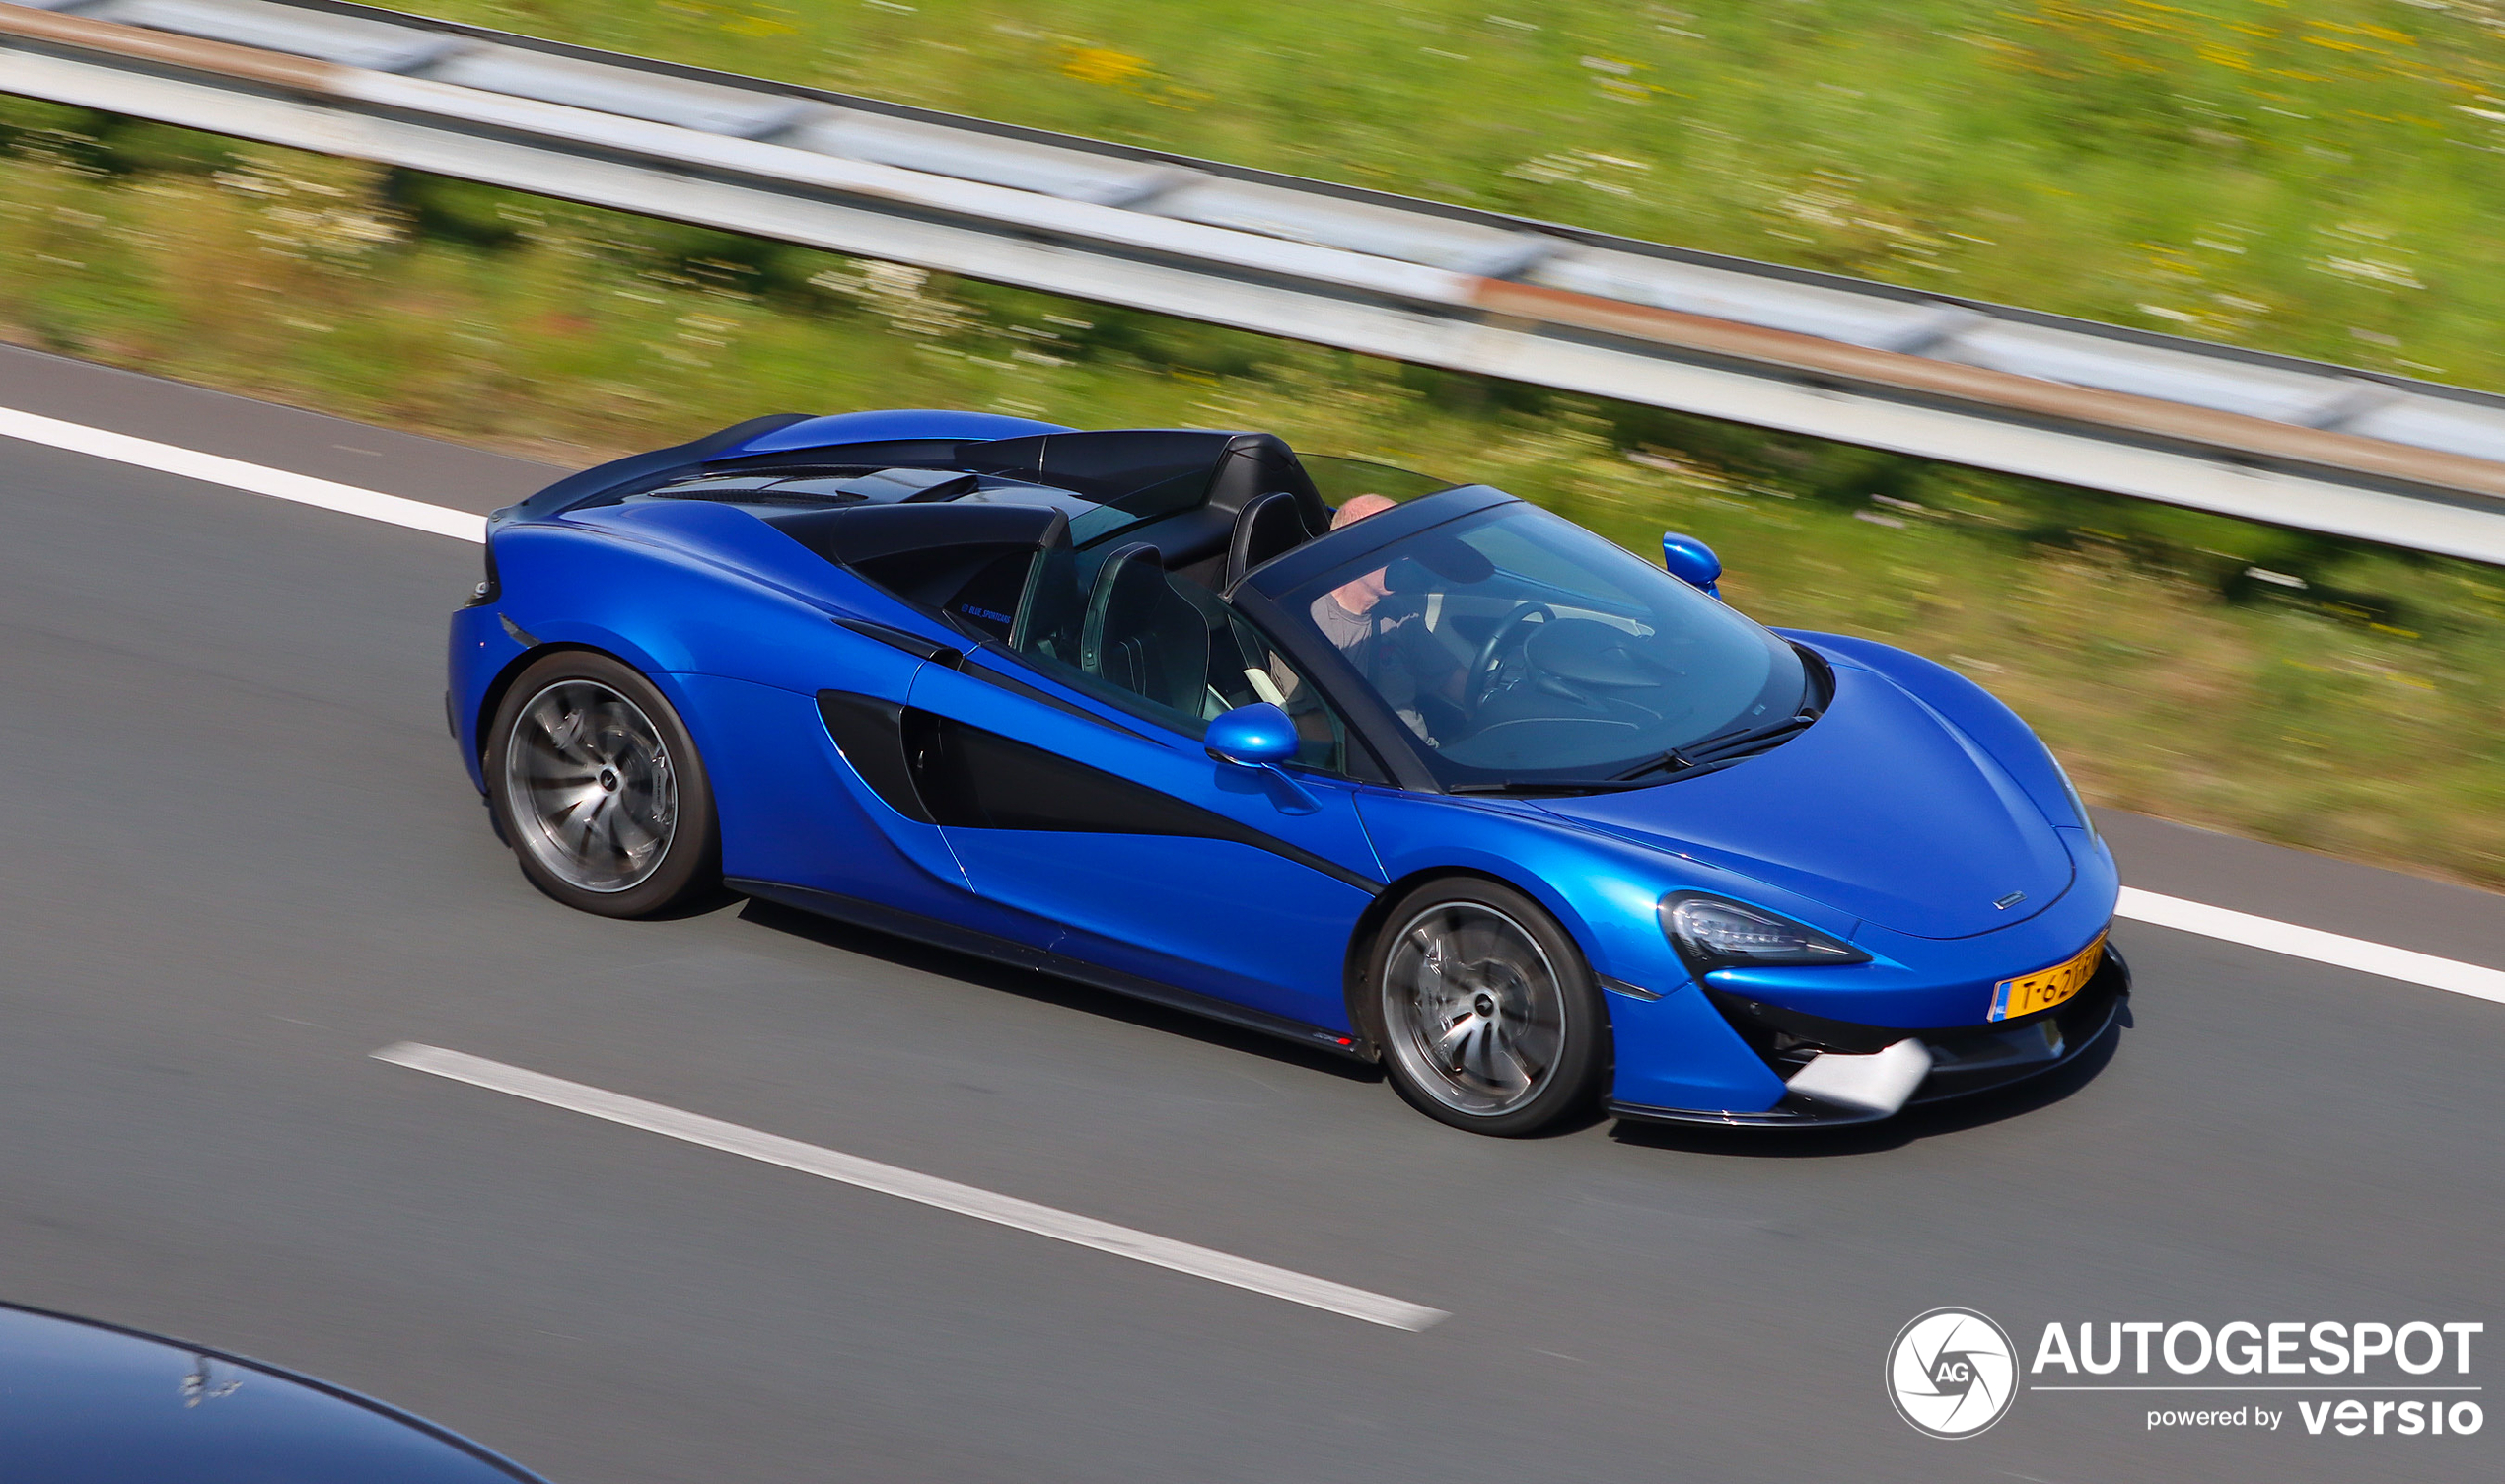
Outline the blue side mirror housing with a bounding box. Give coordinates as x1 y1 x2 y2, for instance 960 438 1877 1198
1205 703 1299 767
1662 532 1723 598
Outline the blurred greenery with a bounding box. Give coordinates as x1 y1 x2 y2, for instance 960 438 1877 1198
0 95 242 177
0 125 2499 887
413 0 2505 389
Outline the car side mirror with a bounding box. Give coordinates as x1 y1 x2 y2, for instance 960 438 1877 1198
1205 702 1299 767
1662 532 1723 598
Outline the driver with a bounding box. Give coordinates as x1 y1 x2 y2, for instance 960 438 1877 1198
1309 495 1465 742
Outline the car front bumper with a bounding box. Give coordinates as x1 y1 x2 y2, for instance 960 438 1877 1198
1609 941 2131 1128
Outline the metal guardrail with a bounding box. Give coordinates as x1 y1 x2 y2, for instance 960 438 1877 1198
5 0 2505 564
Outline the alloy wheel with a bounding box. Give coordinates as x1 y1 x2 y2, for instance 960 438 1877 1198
502 679 679 893
1381 901 1567 1117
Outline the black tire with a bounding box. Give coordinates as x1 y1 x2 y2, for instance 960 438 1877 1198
1359 877 1609 1137
483 650 722 919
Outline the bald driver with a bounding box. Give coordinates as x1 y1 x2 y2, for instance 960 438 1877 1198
1308 494 1465 742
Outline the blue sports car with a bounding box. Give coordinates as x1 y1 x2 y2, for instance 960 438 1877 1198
448 409 2126 1136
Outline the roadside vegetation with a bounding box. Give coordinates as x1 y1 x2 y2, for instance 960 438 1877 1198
0 110 2499 888
413 0 2505 391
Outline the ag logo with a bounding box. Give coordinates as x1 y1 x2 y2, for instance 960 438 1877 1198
1887 1307 2018 1439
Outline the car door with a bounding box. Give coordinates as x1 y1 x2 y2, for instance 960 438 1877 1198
899 582 1387 1034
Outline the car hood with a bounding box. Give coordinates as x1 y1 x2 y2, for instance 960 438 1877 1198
1534 663 2073 939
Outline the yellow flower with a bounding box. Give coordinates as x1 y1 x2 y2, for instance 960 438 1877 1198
1060 46 1149 89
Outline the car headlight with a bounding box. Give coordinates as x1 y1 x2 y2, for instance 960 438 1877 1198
1658 892 1870 977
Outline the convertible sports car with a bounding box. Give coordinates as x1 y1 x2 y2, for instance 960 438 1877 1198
447 409 2126 1136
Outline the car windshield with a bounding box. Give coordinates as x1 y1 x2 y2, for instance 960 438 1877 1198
1270 502 1808 786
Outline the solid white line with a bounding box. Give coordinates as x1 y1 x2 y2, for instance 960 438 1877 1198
2117 886 2505 1005
372 1042 1447 1332
0 404 486 542
7 400 2499 1006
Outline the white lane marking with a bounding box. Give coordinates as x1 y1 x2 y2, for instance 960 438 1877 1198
10 401 2501 1006
0 405 486 542
373 1042 1448 1331
2117 886 2505 1005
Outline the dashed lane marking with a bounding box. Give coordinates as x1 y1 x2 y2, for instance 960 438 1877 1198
2117 887 2505 1006
373 1042 1450 1331
0 405 485 542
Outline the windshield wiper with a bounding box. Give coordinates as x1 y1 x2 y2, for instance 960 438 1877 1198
1447 779 1664 797
1448 712 1820 797
1609 711 1818 783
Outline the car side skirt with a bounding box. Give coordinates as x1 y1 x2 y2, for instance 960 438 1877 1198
728 879 1380 1064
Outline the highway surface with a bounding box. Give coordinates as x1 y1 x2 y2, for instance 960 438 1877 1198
0 343 2498 1482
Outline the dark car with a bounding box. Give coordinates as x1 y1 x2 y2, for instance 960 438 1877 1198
0 1302 547 1482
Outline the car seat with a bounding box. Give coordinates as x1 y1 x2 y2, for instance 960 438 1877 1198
1080 542 1211 716
1223 491 1312 591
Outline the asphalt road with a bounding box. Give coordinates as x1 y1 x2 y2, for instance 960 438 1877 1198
1 345 2499 1483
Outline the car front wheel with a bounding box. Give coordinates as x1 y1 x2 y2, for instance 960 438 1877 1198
485 650 721 919
1365 878 1609 1136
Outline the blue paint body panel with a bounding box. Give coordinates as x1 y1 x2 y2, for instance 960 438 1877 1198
905 660 1383 1026
1532 659 2074 940
449 412 2124 1123
677 671 968 903
0 1303 545 1482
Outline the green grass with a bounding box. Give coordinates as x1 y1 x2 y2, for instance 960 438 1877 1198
406 0 2505 389
0 135 2500 888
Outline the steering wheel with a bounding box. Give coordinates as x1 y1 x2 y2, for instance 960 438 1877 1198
1467 603 1552 709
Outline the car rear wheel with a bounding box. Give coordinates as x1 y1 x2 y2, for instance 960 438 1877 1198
1365 878 1608 1136
485 651 721 918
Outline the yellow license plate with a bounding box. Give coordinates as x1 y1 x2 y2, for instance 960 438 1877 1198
1988 934 2106 1022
